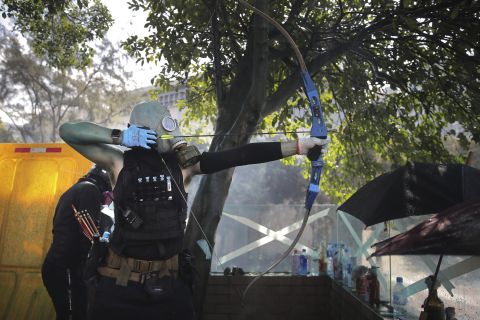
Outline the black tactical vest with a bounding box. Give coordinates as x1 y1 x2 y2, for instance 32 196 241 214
109 149 187 258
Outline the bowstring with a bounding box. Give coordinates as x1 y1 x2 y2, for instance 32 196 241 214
159 156 246 303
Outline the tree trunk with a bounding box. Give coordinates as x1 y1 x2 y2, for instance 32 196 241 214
183 1 270 318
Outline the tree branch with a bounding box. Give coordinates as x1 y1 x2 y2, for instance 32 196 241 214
263 40 352 117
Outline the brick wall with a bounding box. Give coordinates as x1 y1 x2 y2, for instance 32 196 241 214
203 275 383 320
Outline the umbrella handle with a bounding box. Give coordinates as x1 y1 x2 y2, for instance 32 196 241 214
419 254 444 320
419 310 427 320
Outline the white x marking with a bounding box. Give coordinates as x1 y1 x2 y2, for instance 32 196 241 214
218 206 335 266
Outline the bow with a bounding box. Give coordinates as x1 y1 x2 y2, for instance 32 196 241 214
237 0 328 302
159 0 328 305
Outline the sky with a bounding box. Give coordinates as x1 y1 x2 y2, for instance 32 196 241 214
101 0 158 88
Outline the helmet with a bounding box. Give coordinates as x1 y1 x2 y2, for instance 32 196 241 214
80 165 112 193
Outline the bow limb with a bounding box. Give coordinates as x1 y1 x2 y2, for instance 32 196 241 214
237 0 328 304
241 206 312 302
237 0 307 72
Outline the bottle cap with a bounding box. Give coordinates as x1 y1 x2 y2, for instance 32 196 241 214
396 276 403 283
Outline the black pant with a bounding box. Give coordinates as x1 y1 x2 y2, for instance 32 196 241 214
41 259 88 320
88 276 195 320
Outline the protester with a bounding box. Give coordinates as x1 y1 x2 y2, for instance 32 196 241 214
42 166 112 320
59 101 327 320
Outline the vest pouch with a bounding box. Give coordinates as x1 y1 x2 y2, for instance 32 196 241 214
121 207 143 229
144 272 173 299
120 203 183 241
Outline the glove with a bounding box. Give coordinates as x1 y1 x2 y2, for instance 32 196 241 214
121 124 157 149
297 137 329 155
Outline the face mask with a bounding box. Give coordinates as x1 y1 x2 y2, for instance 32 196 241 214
129 101 186 153
103 191 114 206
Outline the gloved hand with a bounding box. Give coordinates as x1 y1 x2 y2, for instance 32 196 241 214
121 124 157 149
297 137 329 155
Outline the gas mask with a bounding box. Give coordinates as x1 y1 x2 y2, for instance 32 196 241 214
129 101 200 168
129 101 185 152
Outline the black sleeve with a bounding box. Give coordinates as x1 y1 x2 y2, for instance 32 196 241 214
75 183 103 222
199 142 283 174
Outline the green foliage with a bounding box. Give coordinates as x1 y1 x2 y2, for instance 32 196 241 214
1 0 113 69
125 0 479 203
175 71 218 142
9 0 470 201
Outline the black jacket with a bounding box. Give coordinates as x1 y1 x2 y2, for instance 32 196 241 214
44 181 102 268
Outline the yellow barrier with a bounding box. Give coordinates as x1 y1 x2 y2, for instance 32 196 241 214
0 143 92 320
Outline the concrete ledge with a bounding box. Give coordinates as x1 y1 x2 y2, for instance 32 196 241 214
203 275 383 320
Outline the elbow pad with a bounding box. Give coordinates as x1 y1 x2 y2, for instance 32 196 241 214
175 145 202 168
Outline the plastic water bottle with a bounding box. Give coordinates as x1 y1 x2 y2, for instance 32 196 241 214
310 247 320 276
291 249 300 275
326 243 335 278
349 256 357 290
333 244 344 281
299 248 308 276
326 256 334 278
342 247 352 287
393 277 408 319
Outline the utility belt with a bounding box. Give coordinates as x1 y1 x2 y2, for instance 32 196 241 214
97 248 178 286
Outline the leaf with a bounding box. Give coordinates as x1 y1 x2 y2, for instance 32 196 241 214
451 6 461 19
1 0 113 69
16 0 471 203
401 16 418 30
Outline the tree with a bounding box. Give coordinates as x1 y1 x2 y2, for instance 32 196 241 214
122 0 480 315
0 121 14 142
0 0 112 69
0 24 143 142
5 0 479 316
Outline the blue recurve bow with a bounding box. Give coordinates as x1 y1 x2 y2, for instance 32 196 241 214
238 0 328 303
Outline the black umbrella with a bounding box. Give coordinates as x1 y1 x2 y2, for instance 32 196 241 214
338 162 480 226
371 200 480 257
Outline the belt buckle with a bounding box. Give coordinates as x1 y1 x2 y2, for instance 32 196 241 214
134 260 142 273
142 270 159 283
